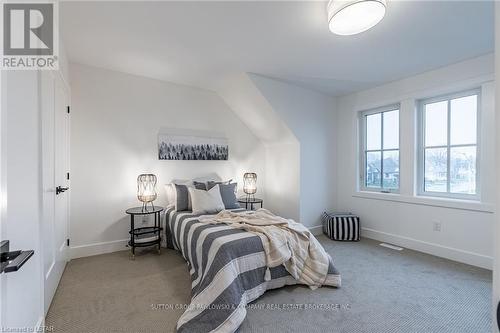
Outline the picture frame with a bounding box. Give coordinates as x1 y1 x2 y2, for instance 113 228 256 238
158 134 228 160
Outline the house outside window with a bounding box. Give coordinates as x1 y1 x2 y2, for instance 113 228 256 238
417 89 480 199
359 105 400 193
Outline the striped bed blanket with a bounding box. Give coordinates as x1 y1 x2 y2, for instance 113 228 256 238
163 207 341 333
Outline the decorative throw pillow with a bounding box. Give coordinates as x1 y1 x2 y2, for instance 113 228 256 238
174 184 191 211
188 185 225 215
165 179 192 205
218 183 240 209
192 173 222 184
206 179 233 190
165 184 175 205
193 181 207 190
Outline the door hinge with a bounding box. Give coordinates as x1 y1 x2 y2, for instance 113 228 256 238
67 106 70 114
66 172 70 180
66 239 70 246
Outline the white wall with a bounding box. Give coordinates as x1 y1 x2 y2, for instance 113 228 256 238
249 75 337 229
69 64 266 258
214 73 300 222
263 143 300 222
493 2 500 330
336 54 495 269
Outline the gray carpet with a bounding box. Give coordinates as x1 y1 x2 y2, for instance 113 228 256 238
46 237 492 332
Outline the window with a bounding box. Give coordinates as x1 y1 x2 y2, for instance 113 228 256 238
360 105 400 192
418 89 480 199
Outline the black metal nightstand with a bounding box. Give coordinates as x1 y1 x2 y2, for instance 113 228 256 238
238 198 263 210
125 206 164 259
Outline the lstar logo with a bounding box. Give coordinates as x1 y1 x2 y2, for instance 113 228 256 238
1 1 58 70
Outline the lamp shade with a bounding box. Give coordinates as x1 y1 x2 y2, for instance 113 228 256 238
137 174 157 203
327 0 386 36
243 173 257 195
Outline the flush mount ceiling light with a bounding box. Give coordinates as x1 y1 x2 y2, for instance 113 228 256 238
327 0 387 36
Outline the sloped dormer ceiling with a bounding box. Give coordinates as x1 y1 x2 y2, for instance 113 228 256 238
61 1 493 97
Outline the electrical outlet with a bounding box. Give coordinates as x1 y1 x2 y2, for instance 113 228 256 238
432 221 442 232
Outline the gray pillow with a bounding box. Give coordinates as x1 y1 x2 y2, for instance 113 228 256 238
207 179 232 190
174 184 190 211
193 181 207 190
219 183 240 209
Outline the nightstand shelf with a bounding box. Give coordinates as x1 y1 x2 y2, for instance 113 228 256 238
127 239 160 248
129 226 163 236
238 198 263 210
125 206 164 259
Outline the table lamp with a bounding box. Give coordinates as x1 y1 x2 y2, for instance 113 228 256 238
137 174 157 211
243 172 257 201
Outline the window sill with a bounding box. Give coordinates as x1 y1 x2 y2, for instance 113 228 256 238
352 191 494 213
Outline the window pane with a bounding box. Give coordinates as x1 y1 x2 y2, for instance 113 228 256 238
450 146 476 194
366 113 381 150
450 95 477 145
383 110 399 149
383 150 399 190
424 148 447 192
425 101 448 147
366 151 381 188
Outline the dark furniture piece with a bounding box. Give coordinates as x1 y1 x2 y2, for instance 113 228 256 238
125 206 164 259
321 212 360 242
497 301 500 331
0 240 34 273
238 198 263 211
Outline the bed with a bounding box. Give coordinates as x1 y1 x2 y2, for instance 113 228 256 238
163 206 341 333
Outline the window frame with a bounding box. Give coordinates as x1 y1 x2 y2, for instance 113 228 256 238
359 104 401 194
417 88 481 200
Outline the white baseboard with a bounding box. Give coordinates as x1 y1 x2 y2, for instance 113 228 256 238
68 227 491 270
70 239 128 259
308 224 323 236
361 227 493 270
35 315 44 332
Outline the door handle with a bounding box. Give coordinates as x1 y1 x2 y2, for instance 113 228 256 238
56 186 69 195
1 240 34 274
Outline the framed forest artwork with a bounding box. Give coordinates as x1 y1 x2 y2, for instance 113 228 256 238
158 134 229 160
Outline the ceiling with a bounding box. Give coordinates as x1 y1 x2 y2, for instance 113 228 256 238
61 1 494 97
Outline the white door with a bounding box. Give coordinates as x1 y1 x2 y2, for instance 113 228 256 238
1 71 45 330
41 72 70 314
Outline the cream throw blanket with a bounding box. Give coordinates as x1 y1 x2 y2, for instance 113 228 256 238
200 209 331 289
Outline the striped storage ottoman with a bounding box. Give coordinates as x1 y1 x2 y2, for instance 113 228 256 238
322 212 360 241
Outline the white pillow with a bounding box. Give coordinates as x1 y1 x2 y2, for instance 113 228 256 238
165 184 175 205
189 185 225 215
165 179 192 206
